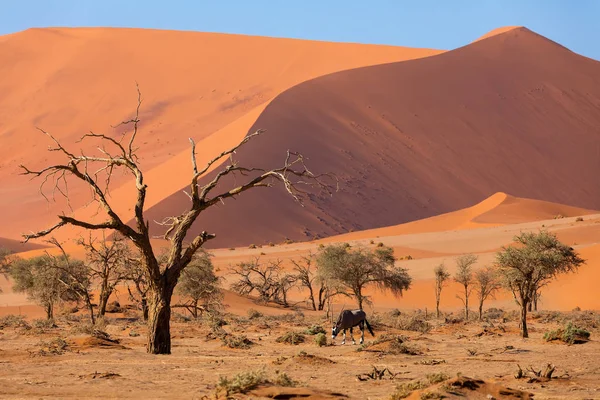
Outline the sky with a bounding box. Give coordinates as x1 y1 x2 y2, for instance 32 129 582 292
1 0 599 61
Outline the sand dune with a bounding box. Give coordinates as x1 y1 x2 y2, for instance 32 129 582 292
0 27 441 241
138 27 600 248
0 237 47 253
331 192 598 241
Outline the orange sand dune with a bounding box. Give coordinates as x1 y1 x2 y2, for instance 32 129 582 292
473 26 523 42
141 27 600 248
0 27 441 241
330 192 598 242
0 237 48 253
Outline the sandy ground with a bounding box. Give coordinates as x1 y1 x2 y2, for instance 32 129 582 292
1 310 599 399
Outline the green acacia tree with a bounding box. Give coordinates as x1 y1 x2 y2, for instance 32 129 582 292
316 244 412 310
495 230 584 338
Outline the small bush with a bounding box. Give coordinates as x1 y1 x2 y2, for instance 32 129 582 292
314 333 327 347
377 242 384 247
426 373 450 384
36 337 69 356
576 216 584 222
221 334 254 349
305 325 326 335
0 314 30 330
217 369 268 396
544 322 590 344
247 308 263 320
395 315 431 333
390 380 430 399
276 331 306 345
248 244 257 249
268 242 275 247
274 372 296 387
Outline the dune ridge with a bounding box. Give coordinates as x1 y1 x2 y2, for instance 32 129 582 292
137 26 600 248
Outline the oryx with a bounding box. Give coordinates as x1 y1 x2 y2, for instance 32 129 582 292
331 309 374 345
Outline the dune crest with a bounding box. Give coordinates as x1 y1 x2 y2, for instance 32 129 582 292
326 193 598 242
473 26 523 42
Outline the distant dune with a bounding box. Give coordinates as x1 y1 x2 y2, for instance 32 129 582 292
327 192 599 241
0 27 440 241
0 237 47 253
139 26 600 248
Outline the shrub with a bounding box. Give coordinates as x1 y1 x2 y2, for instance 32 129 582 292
394 314 431 333
276 331 306 345
314 333 327 347
0 314 30 330
274 372 296 387
576 217 584 222
248 244 257 249
221 334 254 349
426 373 450 384
390 380 430 399
36 337 69 356
31 318 57 331
217 369 268 396
305 325 326 335
247 308 263 320
544 322 590 344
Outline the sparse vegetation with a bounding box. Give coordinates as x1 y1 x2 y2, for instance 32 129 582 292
216 369 268 396
454 253 477 320
0 314 30 330
276 331 306 345
230 257 296 307
474 266 502 320
495 230 585 337
77 234 132 318
175 250 223 318
305 324 326 335
314 333 327 347
316 244 411 309
544 322 590 344
221 334 254 349
433 263 450 318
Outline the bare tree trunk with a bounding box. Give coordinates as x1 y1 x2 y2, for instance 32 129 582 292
45 302 54 321
356 292 364 310
308 285 316 311
533 291 539 311
479 298 484 321
520 302 529 338
147 283 175 354
318 286 326 311
191 299 198 319
141 296 149 321
97 276 110 317
528 302 532 312
85 295 96 325
435 296 440 318
464 286 469 320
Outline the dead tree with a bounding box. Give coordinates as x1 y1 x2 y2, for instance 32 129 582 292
20 86 335 354
230 257 296 307
77 233 131 318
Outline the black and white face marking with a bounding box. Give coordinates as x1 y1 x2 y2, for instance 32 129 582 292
331 325 338 339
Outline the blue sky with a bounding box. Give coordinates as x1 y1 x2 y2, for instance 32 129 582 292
2 1 599 60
